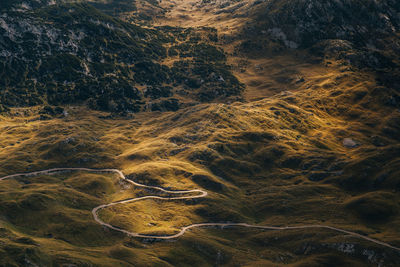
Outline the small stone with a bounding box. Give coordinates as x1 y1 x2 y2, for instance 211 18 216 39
343 138 358 148
255 64 263 70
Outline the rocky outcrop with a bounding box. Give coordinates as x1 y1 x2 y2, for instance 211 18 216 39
0 2 243 112
255 0 400 48
236 0 400 70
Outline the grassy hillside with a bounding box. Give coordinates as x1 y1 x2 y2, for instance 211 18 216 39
0 0 400 266
1 58 400 265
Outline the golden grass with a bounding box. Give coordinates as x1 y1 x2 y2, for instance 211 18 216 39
0 3 399 264
1 67 399 264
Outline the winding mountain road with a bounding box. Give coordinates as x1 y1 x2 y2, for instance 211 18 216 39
1 167 399 252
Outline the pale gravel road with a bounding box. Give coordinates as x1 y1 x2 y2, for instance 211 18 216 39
1 167 399 252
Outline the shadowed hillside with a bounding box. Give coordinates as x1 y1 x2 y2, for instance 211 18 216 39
0 2 242 112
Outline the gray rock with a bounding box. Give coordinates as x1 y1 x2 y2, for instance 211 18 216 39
343 138 358 148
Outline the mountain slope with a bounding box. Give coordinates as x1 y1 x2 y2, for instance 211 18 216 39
0 0 400 266
0 2 242 112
